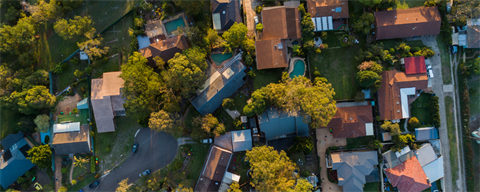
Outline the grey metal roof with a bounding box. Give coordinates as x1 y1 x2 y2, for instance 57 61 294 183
258 107 310 141
467 18 480 48
382 150 401 168
415 127 438 141
0 137 35 189
231 130 252 152
211 0 242 30
0 132 24 149
331 151 379 192
415 143 437 167
191 59 246 116
422 156 444 183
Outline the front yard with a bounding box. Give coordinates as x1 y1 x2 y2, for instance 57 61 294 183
94 116 141 172
364 182 380 192
183 144 211 187
410 93 433 126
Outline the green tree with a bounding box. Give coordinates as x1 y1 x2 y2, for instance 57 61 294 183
2 85 56 115
27 0 60 23
116 178 130 192
54 16 93 40
5 6 23 24
25 70 49 86
359 0 382 7
58 0 83 13
467 57 480 75
0 16 37 54
192 114 226 138
352 13 375 36
222 98 235 110
77 29 109 60
152 56 165 69
34 114 50 133
172 0 205 16
222 23 250 53
256 23 263 32
368 140 383 150
294 178 314 192
120 52 163 123
228 181 242 192
300 13 315 43
184 46 208 71
27 144 52 169
255 5 264 13
243 89 267 117
74 69 86 78
408 117 419 129
355 70 380 88
162 53 205 97
74 156 89 169
134 18 144 28
391 134 415 152
380 121 401 136
246 146 297 191
149 110 183 138
205 28 224 49
58 186 68 192
293 136 314 154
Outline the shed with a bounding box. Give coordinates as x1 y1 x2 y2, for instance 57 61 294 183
415 127 438 141
382 132 392 141
53 122 81 133
77 98 89 110
231 130 252 152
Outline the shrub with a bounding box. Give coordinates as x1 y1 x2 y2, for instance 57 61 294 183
313 67 321 77
95 174 101 179
424 0 436 6
222 98 235 110
256 23 263 32
408 117 419 131
61 167 67 174
293 136 314 154
255 5 263 13
72 108 78 114
411 47 421 52
248 70 256 78
376 116 381 121
430 96 441 127
77 175 84 181
368 140 383 150
244 54 253 66
71 179 77 185
234 119 242 130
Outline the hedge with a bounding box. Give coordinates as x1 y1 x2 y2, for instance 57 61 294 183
90 156 96 173
458 64 474 191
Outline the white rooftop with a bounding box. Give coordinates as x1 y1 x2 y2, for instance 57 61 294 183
53 122 81 133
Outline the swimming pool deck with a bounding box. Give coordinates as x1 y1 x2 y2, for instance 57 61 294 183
288 57 306 78
162 12 188 37
210 52 234 68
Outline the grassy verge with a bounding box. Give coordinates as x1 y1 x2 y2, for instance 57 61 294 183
233 93 248 115
252 67 283 91
437 36 452 84
364 182 379 192
68 174 96 191
467 75 480 116
95 116 141 172
183 144 210 188
410 93 432 126
445 96 458 191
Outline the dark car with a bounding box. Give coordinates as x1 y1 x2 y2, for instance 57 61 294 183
89 180 100 189
132 143 139 153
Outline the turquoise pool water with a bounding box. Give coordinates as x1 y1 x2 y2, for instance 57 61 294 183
164 18 186 35
211 52 233 66
289 60 305 79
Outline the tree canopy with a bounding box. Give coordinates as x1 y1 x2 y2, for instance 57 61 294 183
380 121 401 136
116 178 130 192
222 23 254 53
77 29 109 60
192 114 226 139
355 70 380 88
54 16 93 40
0 16 37 54
205 28 224 49
27 0 60 23
162 53 205 98
172 0 205 16
352 13 375 36
149 110 183 138
34 114 50 133
27 144 52 169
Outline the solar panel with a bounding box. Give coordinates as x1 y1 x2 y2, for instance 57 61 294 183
322 17 327 31
328 16 333 30
316 17 322 31
336 7 342 12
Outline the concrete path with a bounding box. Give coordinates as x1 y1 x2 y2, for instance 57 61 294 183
243 0 260 36
419 35 462 192
177 137 196 145
69 156 74 184
444 84 454 92
54 155 62 192
316 128 346 192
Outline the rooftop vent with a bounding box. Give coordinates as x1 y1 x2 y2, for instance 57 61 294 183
396 102 399 104
394 16 397 18
278 43 283 49
397 110 400 113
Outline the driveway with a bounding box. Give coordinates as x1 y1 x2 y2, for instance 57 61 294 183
82 128 178 191
316 128 346 192
244 0 260 35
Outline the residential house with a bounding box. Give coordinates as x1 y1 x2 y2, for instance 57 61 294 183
415 127 439 141
307 0 349 31
144 20 165 40
415 143 444 183
384 156 431 192
328 151 379 192
375 7 441 40
466 18 480 48
320 103 374 138
403 56 427 75
0 132 35 189
211 0 242 31
257 107 309 142
91 71 125 133
52 123 91 155
255 6 301 70
191 56 246 116
231 130 252 152
139 35 189 68
195 145 240 192
377 70 429 121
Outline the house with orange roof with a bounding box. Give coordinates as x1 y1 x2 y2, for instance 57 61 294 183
384 156 431 192
91 72 125 133
307 0 349 31
320 103 374 138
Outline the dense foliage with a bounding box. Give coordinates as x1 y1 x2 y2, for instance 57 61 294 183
27 144 52 169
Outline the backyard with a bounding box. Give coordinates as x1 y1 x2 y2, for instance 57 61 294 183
346 136 373 147
213 109 235 131
364 182 379 192
445 96 459 191
467 74 480 116
252 67 283 91
94 116 141 172
437 36 452 84
56 109 89 124
410 93 433 126
183 144 210 188
287 149 319 181
0 108 21 146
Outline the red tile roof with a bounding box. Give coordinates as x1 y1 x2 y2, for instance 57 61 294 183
307 0 349 19
385 156 431 192
404 56 427 74
320 105 373 138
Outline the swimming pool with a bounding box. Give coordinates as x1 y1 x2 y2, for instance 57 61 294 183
211 52 233 66
164 18 186 35
289 59 305 79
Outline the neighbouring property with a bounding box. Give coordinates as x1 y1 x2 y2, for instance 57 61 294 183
255 5 301 70
0 132 35 189
383 143 444 192
374 7 441 40
307 0 349 31
52 122 91 155
320 103 374 138
328 151 379 192
377 70 429 121
91 71 126 133
403 56 427 75
211 0 242 31
191 55 246 115
465 18 480 48
213 129 253 152
138 35 189 68
195 145 240 192
257 107 309 142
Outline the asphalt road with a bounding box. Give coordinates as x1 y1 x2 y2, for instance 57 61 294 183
83 128 178 191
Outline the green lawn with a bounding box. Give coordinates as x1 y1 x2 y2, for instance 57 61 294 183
68 174 96 191
308 44 363 100
72 162 90 180
76 81 89 99
346 136 373 146
437 36 452 84
0 108 21 148
213 109 235 131
94 116 141 172
233 93 248 114
287 149 319 180
467 76 480 116
445 96 458 191
410 93 433 126
183 144 210 188
92 56 121 78
320 31 347 48
57 109 89 124
54 58 89 91
100 11 134 54
233 152 250 185
395 0 426 9
183 106 201 133
252 67 283 91
364 182 379 192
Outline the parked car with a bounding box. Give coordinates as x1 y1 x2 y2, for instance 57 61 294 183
202 138 213 144
89 180 100 189
34 182 43 191
132 143 139 153
139 169 151 177
254 16 259 24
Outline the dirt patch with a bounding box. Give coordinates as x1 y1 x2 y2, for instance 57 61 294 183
54 93 82 120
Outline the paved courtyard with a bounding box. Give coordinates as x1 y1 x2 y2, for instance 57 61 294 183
316 128 346 192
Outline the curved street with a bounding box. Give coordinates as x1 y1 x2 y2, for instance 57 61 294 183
82 128 178 191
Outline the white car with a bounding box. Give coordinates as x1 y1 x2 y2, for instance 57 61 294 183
254 16 259 24
202 138 213 144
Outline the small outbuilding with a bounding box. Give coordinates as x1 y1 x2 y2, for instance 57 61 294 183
415 127 439 141
231 130 252 152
